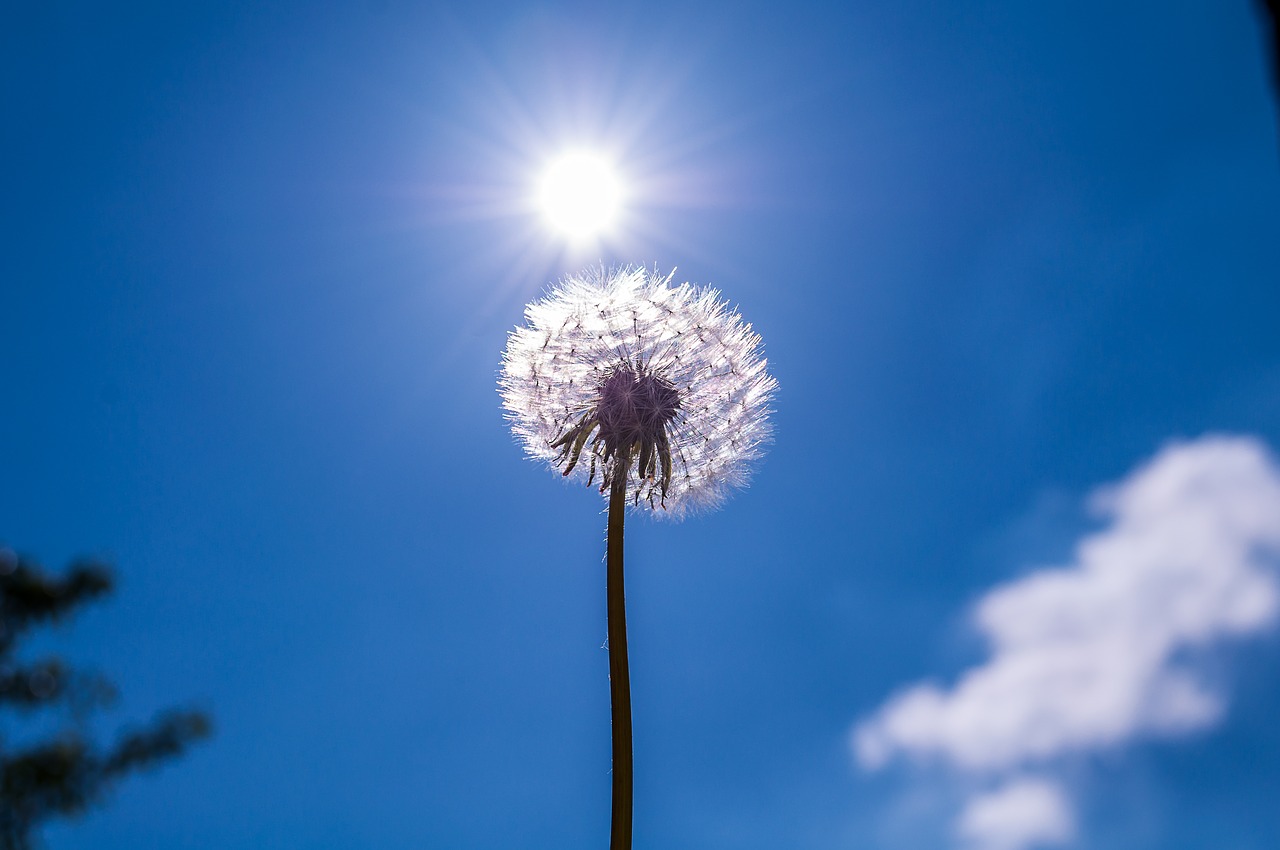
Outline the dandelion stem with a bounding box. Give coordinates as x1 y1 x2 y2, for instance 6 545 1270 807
606 471 633 850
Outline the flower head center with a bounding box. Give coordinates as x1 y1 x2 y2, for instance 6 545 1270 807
548 361 683 506
595 363 681 454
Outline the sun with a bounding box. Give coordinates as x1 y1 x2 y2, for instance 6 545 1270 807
537 152 624 240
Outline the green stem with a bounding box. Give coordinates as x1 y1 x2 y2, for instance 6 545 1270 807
607 472 632 850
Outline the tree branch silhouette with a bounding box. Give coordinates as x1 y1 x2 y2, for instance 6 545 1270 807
0 550 211 850
1260 0 1280 142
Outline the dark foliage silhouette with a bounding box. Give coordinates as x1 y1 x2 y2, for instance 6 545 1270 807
1261 2 1280 107
0 549 211 850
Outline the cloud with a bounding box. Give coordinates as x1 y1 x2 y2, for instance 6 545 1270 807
955 777 1074 850
854 435 1280 848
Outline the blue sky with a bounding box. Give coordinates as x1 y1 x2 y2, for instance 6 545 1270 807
3 2 1280 848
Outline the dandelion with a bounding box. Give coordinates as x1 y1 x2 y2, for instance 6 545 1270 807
500 266 776 850
501 266 776 516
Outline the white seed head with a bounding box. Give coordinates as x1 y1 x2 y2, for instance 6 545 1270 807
500 266 777 518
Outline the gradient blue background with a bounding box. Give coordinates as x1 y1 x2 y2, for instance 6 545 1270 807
3 1 1279 847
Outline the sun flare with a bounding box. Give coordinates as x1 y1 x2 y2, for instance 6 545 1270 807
538 152 623 239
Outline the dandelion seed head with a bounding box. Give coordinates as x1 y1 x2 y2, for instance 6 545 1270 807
500 266 777 518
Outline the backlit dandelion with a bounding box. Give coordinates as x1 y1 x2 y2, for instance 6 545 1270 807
501 266 776 517
500 266 776 850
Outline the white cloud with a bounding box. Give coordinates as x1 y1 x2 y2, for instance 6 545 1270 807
955 777 1075 850
854 435 1280 848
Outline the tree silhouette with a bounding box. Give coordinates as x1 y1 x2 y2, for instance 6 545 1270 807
0 548 211 850
1261 1 1280 115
